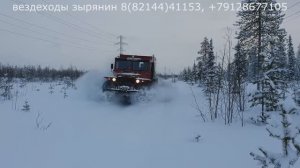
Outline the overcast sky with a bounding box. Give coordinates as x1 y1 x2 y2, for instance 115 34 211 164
0 0 299 73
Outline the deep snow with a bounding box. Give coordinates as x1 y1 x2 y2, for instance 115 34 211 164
0 71 299 168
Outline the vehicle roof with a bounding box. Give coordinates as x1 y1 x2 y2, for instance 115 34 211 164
118 54 155 62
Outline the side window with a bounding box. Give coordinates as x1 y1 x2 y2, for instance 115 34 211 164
133 62 149 71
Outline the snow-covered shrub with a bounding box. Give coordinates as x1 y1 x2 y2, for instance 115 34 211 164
0 75 13 100
35 112 52 131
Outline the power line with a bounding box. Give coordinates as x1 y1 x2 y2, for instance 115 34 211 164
0 26 115 54
64 13 117 42
285 10 300 19
288 1 300 10
38 11 114 45
0 27 107 51
0 18 102 50
58 9 117 41
12 0 115 45
284 10 300 22
0 12 101 45
40 0 117 39
0 28 58 46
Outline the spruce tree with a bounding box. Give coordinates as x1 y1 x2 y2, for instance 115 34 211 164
236 0 285 82
297 44 300 81
236 0 286 123
191 62 198 84
277 32 288 72
298 44 300 60
233 41 248 111
287 35 296 81
248 49 258 81
196 61 203 83
233 42 247 83
181 68 189 82
197 37 210 84
263 38 287 111
204 39 217 94
181 67 194 83
203 39 217 120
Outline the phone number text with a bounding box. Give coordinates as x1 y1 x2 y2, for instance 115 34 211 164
120 2 288 13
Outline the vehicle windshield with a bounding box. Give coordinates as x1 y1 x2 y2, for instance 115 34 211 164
115 60 131 70
115 60 149 71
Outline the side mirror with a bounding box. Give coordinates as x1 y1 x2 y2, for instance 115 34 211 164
111 64 114 70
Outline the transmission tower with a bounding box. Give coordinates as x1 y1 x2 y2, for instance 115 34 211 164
115 35 127 55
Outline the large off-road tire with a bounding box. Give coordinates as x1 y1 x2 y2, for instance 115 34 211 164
121 94 131 105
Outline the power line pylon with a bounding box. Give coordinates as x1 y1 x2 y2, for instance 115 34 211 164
115 35 127 55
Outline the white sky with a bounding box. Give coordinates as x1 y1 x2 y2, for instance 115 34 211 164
0 0 299 73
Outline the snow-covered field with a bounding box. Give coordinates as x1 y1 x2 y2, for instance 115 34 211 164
0 71 299 168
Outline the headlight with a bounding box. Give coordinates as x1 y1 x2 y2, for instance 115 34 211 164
112 78 117 82
136 79 140 84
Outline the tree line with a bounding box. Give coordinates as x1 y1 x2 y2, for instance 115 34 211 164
180 0 300 167
0 63 84 100
180 2 300 123
0 64 84 81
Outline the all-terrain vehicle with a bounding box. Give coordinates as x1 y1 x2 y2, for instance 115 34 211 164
102 54 157 103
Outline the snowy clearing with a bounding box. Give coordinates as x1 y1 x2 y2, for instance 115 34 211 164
0 72 299 168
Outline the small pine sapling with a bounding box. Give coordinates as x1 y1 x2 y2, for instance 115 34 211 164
250 101 300 168
63 87 68 98
49 84 54 94
194 135 202 142
22 101 30 112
